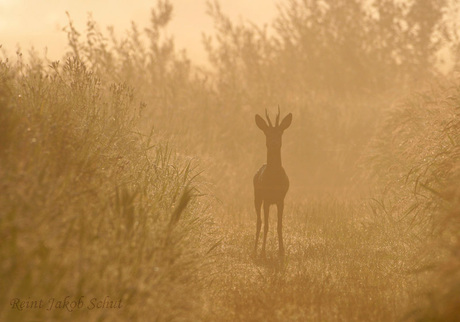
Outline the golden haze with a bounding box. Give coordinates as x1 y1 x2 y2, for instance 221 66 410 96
1 0 460 321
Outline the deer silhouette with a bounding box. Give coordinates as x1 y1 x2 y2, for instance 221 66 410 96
253 108 292 258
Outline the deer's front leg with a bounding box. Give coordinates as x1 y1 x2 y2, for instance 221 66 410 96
277 201 285 257
262 202 270 257
254 197 262 254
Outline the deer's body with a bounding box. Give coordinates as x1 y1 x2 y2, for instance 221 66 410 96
253 109 292 258
254 165 289 205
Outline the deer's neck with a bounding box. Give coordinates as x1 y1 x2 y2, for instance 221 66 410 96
267 148 282 169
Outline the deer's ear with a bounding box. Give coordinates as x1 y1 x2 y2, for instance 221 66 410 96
279 113 292 130
255 114 268 131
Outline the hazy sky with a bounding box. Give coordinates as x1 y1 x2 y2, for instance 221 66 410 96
0 0 277 65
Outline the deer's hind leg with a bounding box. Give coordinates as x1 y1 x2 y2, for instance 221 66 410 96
277 201 285 258
262 202 270 258
254 196 262 255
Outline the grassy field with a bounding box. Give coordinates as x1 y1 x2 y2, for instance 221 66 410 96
1 1 460 321
199 196 429 321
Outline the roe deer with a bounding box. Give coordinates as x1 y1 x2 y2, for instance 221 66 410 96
253 107 292 258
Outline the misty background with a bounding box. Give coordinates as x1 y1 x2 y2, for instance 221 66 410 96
1 0 460 321
0 0 277 65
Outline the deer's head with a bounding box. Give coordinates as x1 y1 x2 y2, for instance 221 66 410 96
255 108 292 150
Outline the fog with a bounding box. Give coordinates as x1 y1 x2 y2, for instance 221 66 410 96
0 0 277 64
1 0 460 321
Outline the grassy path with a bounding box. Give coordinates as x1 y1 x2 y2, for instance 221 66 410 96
202 198 426 321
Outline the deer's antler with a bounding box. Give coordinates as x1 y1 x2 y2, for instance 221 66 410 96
276 105 281 127
265 109 273 127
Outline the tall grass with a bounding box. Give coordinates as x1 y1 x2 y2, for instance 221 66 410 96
0 57 215 321
366 79 460 320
